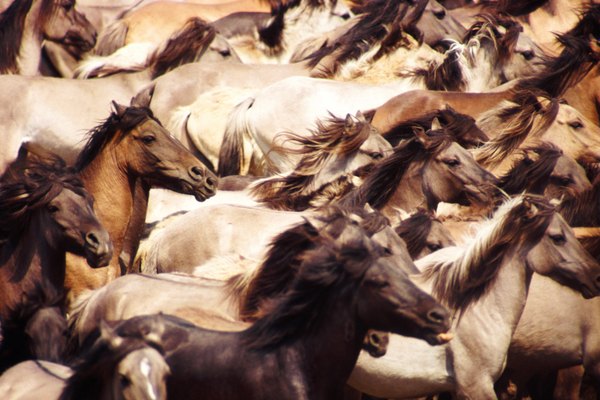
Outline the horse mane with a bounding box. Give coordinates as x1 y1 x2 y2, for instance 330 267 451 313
148 17 218 79
515 32 600 98
0 0 53 74
338 131 454 210
419 194 555 313
59 333 162 400
382 106 483 148
250 113 373 210
408 44 465 91
75 105 155 171
498 142 562 195
475 90 559 167
394 209 434 259
0 158 85 245
242 222 378 350
305 0 421 76
558 179 600 227
564 4 600 42
497 0 549 16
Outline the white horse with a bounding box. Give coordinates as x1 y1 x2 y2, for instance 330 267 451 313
349 195 600 399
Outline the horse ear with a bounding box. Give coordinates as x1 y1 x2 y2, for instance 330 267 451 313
522 196 540 220
356 110 367 123
431 117 442 131
131 83 155 108
100 320 123 349
345 113 356 132
112 101 128 117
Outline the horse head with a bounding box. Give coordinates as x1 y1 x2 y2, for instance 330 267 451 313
42 0 96 53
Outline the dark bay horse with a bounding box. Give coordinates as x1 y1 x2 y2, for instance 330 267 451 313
62 90 217 298
81 216 451 400
0 155 112 370
0 0 96 75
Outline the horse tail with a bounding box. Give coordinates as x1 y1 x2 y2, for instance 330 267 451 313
218 97 255 176
73 42 155 78
168 105 216 173
94 20 129 56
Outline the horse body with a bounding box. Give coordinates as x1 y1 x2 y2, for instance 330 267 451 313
64 98 217 297
349 195 600 399
0 0 96 75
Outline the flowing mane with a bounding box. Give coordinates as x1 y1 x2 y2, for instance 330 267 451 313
395 209 436 259
305 0 423 77
559 179 600 227
337 131 454 210
515 32 600 98
75 106 156 171
241 223 380 350
474 91 559 167
381 106 486 148
0 0 53 74
418 195 554 313
250 113 374 210
498 142 562 195
0 160 85 245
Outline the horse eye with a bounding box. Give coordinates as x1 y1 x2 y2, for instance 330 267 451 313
383 247 393 255
427 243 442 252
62 1 73 11
434 9 446 19
521 50 534 60
141 135 156 144
549 234 566 245
370 152 384 160
120 374 131 388
47 204 59 213
559 176 573 185
443 159 460 167
568 120 583 129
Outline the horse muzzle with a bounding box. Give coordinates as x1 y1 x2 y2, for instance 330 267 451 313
83 231 113 268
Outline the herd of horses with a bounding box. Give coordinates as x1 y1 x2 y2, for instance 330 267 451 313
1 0 600 399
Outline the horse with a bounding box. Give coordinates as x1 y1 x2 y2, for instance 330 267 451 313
0 155 112 370
73 16 240 78
0 17 229 175
336 128 497 216
349 194 600 399
78 213 452 400
0 320 169 400
394 209 456 259
0 0 96 75
62 91 217 299
497 142 592 200
145 110 389 223
89 0 350 69
71 206 425 343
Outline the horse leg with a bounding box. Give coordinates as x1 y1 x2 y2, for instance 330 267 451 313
552 366 583 400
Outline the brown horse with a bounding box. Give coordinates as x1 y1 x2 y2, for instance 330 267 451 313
64 91 217 298
0 154 112 370
79 214 451 400
394 209 455 259
0 0 96 75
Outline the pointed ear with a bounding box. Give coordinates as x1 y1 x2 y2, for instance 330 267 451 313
131 83 155 108
522 196 540 220
356 110 366 123
344 113 356 132
431 117 442 131
112 100 128 117
100 320 123 349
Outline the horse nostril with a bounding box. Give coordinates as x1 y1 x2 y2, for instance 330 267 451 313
205 176 217 192
190 166 204 180
85 232 100 249
427 308 447 324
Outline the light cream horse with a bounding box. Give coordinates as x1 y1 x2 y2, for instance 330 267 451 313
349 195 600 399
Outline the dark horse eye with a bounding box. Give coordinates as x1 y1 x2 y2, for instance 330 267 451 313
521 50 534 60
142 135 156 144
443 159 460 167
47 204 59 213
427 243 442 252
549 234 566 245
433 9 446 19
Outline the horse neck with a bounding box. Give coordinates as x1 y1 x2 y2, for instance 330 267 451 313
17 0 44 76
455 247 533 362
0 217 65 319
79 147 138 262
289 294 367 397
385 162 428 214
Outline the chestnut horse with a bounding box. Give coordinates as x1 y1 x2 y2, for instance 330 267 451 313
0 0 96 75
64 91 217 299
0 154 112 371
